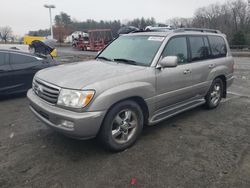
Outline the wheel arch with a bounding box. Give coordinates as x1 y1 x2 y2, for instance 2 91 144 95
98 96 150 135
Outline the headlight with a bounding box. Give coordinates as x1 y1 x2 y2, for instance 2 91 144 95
57 89 95 108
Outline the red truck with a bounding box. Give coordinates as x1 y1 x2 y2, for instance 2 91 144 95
72 29 113 51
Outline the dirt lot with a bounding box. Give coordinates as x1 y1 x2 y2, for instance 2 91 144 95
0 57 250 188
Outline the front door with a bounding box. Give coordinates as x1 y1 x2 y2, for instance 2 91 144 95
155 36 196 111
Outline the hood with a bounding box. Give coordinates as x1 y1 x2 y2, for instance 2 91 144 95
36 60 146 89
31 40 54 55
43 39 57 49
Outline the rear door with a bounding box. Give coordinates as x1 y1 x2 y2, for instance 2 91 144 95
185 35 212 97
9 52 48 92
186 35 228 97
0 51 12 94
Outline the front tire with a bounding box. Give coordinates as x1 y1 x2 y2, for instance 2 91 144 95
205 78 223 109
98 100 144 152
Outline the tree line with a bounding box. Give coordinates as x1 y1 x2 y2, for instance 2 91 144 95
29 13 157 43
192 0 250 45
26 0 250 45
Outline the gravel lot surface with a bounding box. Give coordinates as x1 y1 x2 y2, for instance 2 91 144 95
0 57 250 188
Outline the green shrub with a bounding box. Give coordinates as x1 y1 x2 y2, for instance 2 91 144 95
232 31 246 45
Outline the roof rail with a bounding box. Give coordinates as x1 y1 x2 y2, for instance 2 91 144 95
174 28 221 34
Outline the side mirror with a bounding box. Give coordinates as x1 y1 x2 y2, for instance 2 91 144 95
159 56 178 68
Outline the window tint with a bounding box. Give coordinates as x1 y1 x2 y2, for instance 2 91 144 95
189 36 210 61
10 53 37 64
208 36 227 58
0 52 5 65
162 37 188 64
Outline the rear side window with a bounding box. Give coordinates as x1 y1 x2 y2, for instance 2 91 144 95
162 37 188 64
189 36 211 61
0 52 5 65
0 52 9 65
10 53 37 64
208 36 227 58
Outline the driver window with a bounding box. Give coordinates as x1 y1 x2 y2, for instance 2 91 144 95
162 37 188 64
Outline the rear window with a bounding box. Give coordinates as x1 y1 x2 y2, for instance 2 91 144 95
10 53 37 64
208 36 227 58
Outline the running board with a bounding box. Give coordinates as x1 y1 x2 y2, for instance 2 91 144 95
149 99 206 125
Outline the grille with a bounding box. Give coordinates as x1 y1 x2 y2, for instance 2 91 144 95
33 78 60 104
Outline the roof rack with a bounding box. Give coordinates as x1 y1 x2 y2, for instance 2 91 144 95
174 28 221 34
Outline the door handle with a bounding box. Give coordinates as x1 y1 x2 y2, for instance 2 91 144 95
209 64 215 69
183 69 191 74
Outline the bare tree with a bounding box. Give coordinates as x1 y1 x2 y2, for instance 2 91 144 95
53 25 71 43
169 17 193 28
0 26 12 43
192 0 249 43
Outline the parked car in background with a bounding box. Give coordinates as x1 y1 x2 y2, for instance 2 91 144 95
145 23 174 31
118 26 140 35
0 49 57 96
28 28 234 152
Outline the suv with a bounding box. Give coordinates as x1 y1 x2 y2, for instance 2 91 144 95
27 28 234 151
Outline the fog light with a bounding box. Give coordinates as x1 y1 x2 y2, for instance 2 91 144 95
59 120 74 129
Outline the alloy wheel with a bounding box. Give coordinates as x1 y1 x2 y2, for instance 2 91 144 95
111 109 138 144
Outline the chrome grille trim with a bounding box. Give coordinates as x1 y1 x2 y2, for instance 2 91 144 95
33 78 60 104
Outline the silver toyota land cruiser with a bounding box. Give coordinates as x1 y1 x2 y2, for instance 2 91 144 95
27 28 234 151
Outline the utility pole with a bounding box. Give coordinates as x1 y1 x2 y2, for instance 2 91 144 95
44 4 56 39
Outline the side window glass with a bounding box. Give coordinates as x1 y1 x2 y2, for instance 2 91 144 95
203 37 211 58
189 36 210 61
208 36 227 58
162 37 188 64
10 53 37 64
0 52 5 65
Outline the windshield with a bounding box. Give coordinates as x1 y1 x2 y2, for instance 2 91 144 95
97 35 165 66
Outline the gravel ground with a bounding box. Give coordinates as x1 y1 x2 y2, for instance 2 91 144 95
55 47 97 64
0 57 250 188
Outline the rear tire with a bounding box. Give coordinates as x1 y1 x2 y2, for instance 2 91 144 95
98 100 144 152
205 78 223 109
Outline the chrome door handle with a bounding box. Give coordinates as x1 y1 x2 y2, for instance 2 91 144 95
183 69 191 74
209 64 215 69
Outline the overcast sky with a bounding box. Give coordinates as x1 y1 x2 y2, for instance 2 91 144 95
0 0 227 36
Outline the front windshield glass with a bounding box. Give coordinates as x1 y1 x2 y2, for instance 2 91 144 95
97 35 165 66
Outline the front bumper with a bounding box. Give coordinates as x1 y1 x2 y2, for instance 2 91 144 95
27 89 106 139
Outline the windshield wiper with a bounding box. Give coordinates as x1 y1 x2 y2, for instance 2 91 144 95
113 58 138 65
97 56 113 61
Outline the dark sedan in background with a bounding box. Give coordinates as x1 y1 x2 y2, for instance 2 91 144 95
0 49 57 96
